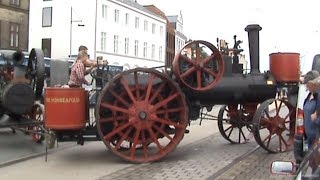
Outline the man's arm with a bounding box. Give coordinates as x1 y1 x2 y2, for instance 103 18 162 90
84 59 108 67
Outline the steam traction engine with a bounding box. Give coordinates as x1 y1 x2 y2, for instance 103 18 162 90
45 24 300 163
0 49 46 142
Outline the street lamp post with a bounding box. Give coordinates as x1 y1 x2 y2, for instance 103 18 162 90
70 6 84 57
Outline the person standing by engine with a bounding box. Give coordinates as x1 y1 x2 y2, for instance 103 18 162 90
303 70 320 149
68 51 92 88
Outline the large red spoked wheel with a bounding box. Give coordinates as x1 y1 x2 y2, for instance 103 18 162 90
172 40 224 91
27 102 45 143
253 98 296 153
96 68 189 163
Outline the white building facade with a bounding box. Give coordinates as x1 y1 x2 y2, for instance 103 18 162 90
29 0 167 69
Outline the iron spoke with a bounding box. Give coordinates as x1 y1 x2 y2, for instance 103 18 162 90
148 127 163 152
203 67 218 78
115 126 133 149
151 117 185 129
180 54 196 66
149 82 166 104
141 130 149 158
152 124 176 143
156 107 184 114
100 102 130 115
120 78 137 104
109 88 130 107
227 127 234 139
145 74 156 102
196 69 202 88
203 53 217 65
152 93 179 112
104 122 132 141
262 133 272 147
195 43 201 64
134 71 141 100
130 128 141 158
99 115 128 123
181 66 196 79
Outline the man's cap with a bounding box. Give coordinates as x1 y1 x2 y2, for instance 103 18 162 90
303 70 320 84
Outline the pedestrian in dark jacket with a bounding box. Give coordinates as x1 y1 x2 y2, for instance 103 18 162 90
303 70 320 149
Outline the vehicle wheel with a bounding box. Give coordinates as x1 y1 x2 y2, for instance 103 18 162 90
253 98 296 153
218 104 256 144
27 48 45 100
96 68 188 163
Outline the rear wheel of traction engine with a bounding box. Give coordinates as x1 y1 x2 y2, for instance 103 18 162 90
27 48 45 100
253 98 296 153
27 103 45 143
96 68 188 163
218 104 256 144
172 40 224 91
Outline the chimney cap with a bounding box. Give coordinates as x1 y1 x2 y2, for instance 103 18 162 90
245 24 262 32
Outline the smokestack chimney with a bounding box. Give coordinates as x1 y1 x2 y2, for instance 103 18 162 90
245 24 262 74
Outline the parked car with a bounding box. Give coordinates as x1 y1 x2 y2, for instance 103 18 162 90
271 142 320 180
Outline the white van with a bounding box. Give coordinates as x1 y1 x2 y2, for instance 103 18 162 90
294 53 320 168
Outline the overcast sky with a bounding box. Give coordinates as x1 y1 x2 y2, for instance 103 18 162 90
139 0 320 72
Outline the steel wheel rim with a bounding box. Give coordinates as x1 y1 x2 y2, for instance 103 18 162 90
96 68 188 163
253 98 296 153
172 40 224 91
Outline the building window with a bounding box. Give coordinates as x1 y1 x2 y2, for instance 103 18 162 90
10 0 19 6
10 23 19 48
42 38 51 58
134 40 138 57
101 32 106 51
114 9 119 23
42 7 52 27
102 4 107 19
125 13 129 26
159 46 162 60
144 20 148 32
151 44 155 59
143 42 147 58
114 35 119 53
124 38 129 55
160 26 163 37
135 17 139 29
152 23 156 34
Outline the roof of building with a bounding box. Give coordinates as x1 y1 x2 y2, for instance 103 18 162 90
116 0 166 21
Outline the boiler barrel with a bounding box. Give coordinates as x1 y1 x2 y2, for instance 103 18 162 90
45 87 87 130
191 73 276 105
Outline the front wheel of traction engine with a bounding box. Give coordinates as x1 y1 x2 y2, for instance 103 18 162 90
252 98 296 153
96 68 189 163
